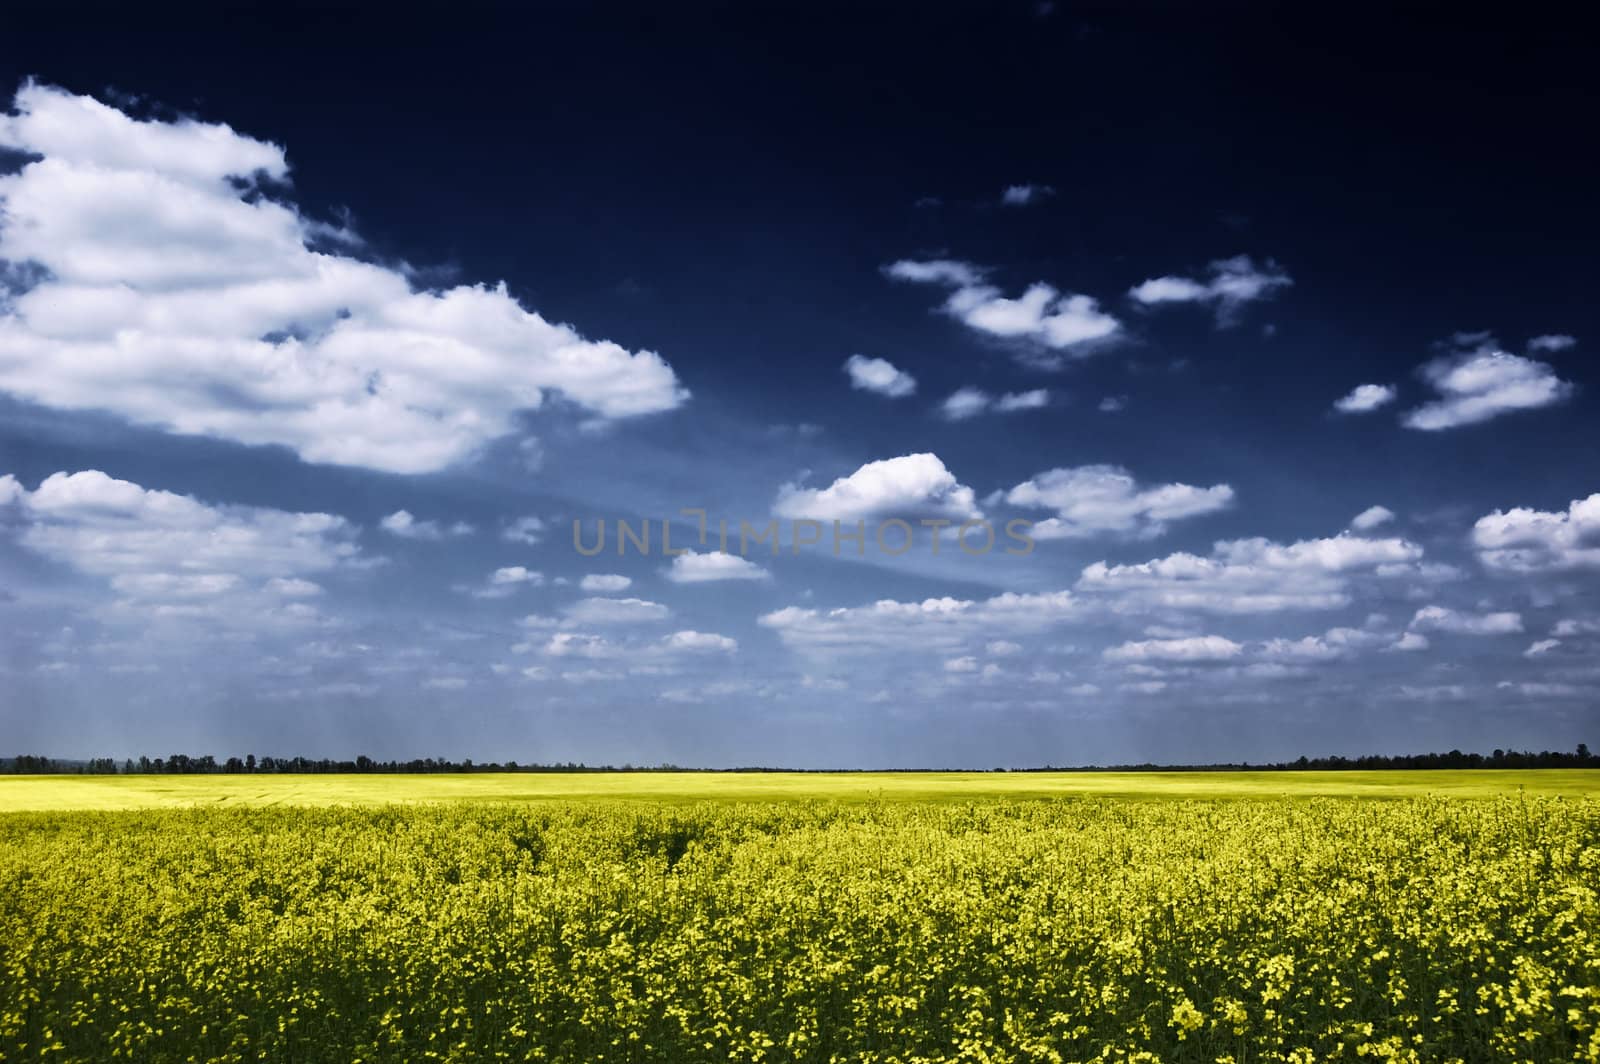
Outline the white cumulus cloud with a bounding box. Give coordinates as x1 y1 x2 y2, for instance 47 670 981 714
885 259 1120 362
1389 632 1430 652
1078 532 1424 614
562 597 671 625
1350 505 1396 531
0 84 687 475
1104 635 1243 662
1 469 360 624
664 550 771 584
1408 605 1523 636
759 590 1078 653
541 633 616 658
465 566 543 599
1128 255 1291 325
1403 346 1573 430
843 354 917 397
1333 384 1397 414
661 630 738 653
1002 465 1233 540
379 510 472 541
1472 493 1600 572
774 453 981 522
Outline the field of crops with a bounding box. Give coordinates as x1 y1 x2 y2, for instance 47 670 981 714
3 784 1599 1062
4 768 1599 812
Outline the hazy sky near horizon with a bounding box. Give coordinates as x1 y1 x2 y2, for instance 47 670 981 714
1 6 1596 766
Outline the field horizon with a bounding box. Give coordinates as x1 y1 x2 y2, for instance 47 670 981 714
2 767 1597 812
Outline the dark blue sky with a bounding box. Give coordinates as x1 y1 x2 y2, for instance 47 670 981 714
1 5 1595 766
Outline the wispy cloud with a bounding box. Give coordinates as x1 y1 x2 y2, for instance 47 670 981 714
1000 183 1055 206
1128 255 1291 325
1333 383 1397 414
886 259 1120 363
938 387 1050 420
380 510 473 541
843 355 917 398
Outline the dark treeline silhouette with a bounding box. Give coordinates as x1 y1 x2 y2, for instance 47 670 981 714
2 754 646 775
2 745 1595 775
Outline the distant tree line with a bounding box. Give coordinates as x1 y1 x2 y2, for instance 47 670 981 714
4 755 127 775
1025 745 1597 773
1293 747 1596 771
0 754 668 775
2 746 1596 775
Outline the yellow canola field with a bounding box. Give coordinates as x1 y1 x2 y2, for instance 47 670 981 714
2 791 1598 1062
2 767 1597 811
